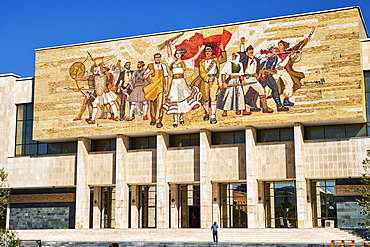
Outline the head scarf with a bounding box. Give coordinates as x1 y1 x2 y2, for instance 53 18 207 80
229 52 240 64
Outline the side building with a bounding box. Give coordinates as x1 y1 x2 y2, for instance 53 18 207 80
1 6 370 234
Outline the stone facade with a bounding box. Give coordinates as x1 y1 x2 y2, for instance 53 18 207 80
0 7 369 239
9 205 71 229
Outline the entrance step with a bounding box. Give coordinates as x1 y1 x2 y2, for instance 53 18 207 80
16 228 366 245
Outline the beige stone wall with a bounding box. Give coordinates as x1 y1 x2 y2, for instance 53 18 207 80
256 141 295 180
5 136 369 188
0 76 35 163
6 155 75 187
14 78 33 104
33 8 366 141
210 144 246 181
303 137 370 178
362 40 370 70
167 147 200 183
87 152 115 185
127 150 157 184
0 75 18 162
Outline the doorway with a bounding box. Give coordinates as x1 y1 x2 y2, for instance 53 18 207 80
139 185 156 228
179 184 200 228
220 183 248 228
264 181 297 228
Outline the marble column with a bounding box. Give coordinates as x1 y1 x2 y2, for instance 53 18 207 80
212 182 220 223
245 126 262 228
294 123 312 228
130 185 139 228
170 184 179 228
156 132 169 228
115 135 129 228
75 137 91 229
93 187 102 228
200 129 212 228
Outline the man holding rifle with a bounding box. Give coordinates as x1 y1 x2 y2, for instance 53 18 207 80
273 30 313 106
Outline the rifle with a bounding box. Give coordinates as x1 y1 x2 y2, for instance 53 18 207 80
309 27 315 36
64 87 96 99
157 32 185 51
276 50 306 55
87 51 104 62
221 82 257 89
102 55 117 64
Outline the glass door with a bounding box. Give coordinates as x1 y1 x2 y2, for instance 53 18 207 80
265 181 297 228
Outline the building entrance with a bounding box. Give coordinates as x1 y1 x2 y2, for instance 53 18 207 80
265 181 297 228
89 187 116 228
139 185 156 228
311 180 337 227
178 184 200 228
220 183 248 228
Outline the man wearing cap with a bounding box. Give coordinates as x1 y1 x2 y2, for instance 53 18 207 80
258 44 289 112
273 35 311 106
198 45 227 124
238 42 274 113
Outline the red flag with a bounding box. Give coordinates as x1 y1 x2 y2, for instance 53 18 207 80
175 30 232 67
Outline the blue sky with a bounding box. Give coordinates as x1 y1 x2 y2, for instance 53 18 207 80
1 0 369 78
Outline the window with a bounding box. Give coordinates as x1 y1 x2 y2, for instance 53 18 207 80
311 180 337 228
304 124 366 140
264 181 297 228
48 142 77 154
257 128 294 142
169 133 199 147
220 183 248 228
16 104 45 156
91 139 116 152
139 185 156 228
212 131 245 145
129 136 156 150
178 184 200 228
365 71 370 135
16 104 77 156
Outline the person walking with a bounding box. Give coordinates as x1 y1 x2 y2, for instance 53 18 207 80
109 243 119 247
210 221 219 243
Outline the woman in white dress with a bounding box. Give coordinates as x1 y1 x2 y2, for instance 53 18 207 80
163 44 204 127
217 52 246 116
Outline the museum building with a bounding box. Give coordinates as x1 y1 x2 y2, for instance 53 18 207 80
1 6 370 235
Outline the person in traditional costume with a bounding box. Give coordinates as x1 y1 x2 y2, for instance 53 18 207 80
198 45 227 124
257 44 289 112
143 53 169 128
116 61 133 121
217 53 247 116
126 61 149 121
273 34 311 106
238 44 273 113
101 65 119 121
163 43 204 127
173 30 232 124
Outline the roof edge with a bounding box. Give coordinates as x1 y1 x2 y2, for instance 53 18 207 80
0 73 20 79
357 6 369 38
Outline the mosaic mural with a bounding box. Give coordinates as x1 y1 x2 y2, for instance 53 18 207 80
33 8 366 140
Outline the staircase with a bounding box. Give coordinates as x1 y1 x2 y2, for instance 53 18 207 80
16 228 366 245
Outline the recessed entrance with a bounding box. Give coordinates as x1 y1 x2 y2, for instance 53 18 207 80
178 184 200 228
